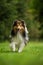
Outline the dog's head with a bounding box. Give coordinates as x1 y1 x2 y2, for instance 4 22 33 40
11 20 26 37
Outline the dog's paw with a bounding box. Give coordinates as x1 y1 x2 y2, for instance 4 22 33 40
18 50 22 53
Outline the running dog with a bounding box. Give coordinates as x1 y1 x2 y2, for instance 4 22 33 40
10 20 29 53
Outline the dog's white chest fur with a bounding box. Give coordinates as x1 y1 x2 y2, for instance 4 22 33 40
10 32 25 53
12 32 24 45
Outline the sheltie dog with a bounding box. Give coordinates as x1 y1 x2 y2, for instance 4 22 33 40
10 20 29 53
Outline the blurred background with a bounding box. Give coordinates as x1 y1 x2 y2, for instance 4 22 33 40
0 1 43 65
0 0 43 42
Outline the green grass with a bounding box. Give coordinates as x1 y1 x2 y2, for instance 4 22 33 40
0 41 43 65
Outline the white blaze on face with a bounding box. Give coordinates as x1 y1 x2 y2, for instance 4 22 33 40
18 25 21 30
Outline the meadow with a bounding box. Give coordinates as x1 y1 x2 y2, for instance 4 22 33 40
0 41 43 65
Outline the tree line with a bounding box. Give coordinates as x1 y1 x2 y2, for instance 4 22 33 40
0 0 43 41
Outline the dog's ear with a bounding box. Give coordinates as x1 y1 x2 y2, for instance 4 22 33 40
13 20 17 27
21 20 28 34
21 20 25 28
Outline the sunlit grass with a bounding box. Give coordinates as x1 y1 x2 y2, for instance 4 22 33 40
0 41 43 65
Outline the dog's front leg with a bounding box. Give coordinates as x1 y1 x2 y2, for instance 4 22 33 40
10 42 16 52
18 42 25 53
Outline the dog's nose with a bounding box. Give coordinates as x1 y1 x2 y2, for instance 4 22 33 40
18 28 19 31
